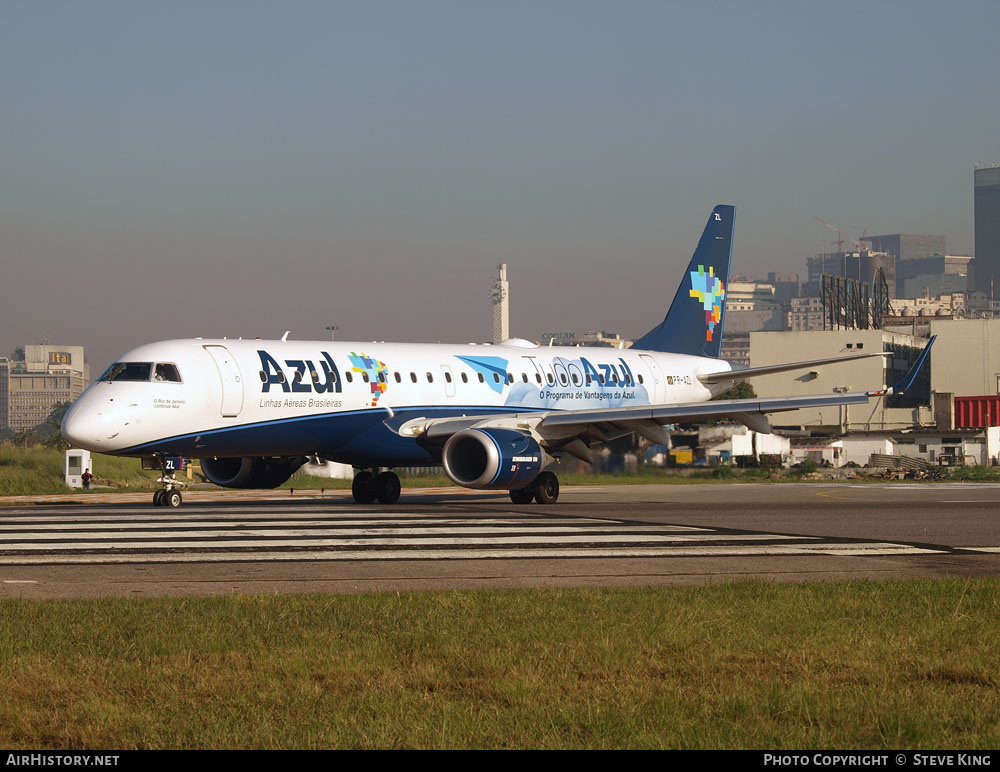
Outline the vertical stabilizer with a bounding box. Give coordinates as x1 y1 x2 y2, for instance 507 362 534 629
632 205 735 357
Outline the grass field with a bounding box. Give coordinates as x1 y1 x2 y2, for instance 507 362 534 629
4 443 1000 497
1 580 999 749
0 446 159 496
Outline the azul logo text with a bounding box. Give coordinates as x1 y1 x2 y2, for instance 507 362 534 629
257 351 343 394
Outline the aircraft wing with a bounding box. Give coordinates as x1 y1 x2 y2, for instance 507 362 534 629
396 390 874 448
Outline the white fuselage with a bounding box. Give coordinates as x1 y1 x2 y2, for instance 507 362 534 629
62 337 733 465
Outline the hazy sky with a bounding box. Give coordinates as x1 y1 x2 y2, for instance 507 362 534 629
2 1 999 371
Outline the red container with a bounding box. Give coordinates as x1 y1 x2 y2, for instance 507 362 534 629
955 396 1000 428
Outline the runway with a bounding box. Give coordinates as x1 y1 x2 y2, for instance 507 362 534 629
2 483 999 597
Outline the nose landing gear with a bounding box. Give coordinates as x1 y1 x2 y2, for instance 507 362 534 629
152 456 186 507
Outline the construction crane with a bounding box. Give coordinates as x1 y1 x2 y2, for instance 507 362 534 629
813 216 867 252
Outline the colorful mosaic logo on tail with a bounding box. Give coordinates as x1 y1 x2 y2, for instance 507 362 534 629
349 352 388 406
689 265 725 342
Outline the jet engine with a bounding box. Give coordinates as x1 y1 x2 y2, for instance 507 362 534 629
200 456 307 489
442 428 543 490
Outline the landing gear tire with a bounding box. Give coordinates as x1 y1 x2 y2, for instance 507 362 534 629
509 485 535 504
533 471 560 504
153 490 166 507
352 471 378 504
376 471 401 505
165 490 182 508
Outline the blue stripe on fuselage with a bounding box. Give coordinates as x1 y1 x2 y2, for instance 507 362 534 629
114 405 526 467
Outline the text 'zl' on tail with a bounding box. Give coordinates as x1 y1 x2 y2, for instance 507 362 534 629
632 204 735 358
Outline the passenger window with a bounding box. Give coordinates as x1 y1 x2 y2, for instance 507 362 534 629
493 373 501 384
445 372 452 383
410 372 417 383
559 373 568 385
259 370 268 383
536 374 542 384
507 372 513 384
154 363 182 382
586 375 592 385
598 374 605 385
377 372 385 383
461 372 468 383
478 373 485 383
571 373 580 385
547 373 554 385
638 374 644 384
346 372 353 383
426 372 434 383
522 373 528 383
394 372 401 383
362 372 369 383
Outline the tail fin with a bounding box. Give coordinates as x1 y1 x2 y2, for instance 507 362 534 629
632 204 735 357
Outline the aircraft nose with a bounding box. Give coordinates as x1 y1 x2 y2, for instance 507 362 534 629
61 400 107 451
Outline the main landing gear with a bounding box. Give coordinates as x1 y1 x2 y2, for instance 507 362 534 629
152 458 186 508
352 469 401 505
509 470 560 505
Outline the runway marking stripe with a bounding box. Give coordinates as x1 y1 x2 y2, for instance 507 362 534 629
0 507 620 528
0 520 702 532
0 543 945 565
0 525 717 539
0 504 966 568
0 533 810 552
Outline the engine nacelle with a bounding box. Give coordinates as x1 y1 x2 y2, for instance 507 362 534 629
442 429 543 490
200 456 307 489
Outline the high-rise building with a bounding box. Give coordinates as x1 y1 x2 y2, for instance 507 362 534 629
806 251 896 298
491 263 509 344
863 234 946 262
7 345 88 433
767 271 800 303
787 297 825 331
860 234 946 297
0 358 9 431
974 165 1000 299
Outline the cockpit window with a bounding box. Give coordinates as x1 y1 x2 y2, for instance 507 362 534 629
154 363 182 383
98 362 152 382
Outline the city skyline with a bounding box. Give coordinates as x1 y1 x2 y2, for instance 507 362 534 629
2 2 998 371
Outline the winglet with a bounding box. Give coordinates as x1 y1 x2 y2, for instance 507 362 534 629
869 336 936 397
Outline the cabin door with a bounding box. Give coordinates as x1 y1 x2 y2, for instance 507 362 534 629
204 345 245 417
639 354 666 404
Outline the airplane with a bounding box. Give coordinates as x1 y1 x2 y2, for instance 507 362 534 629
61 205 935 507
